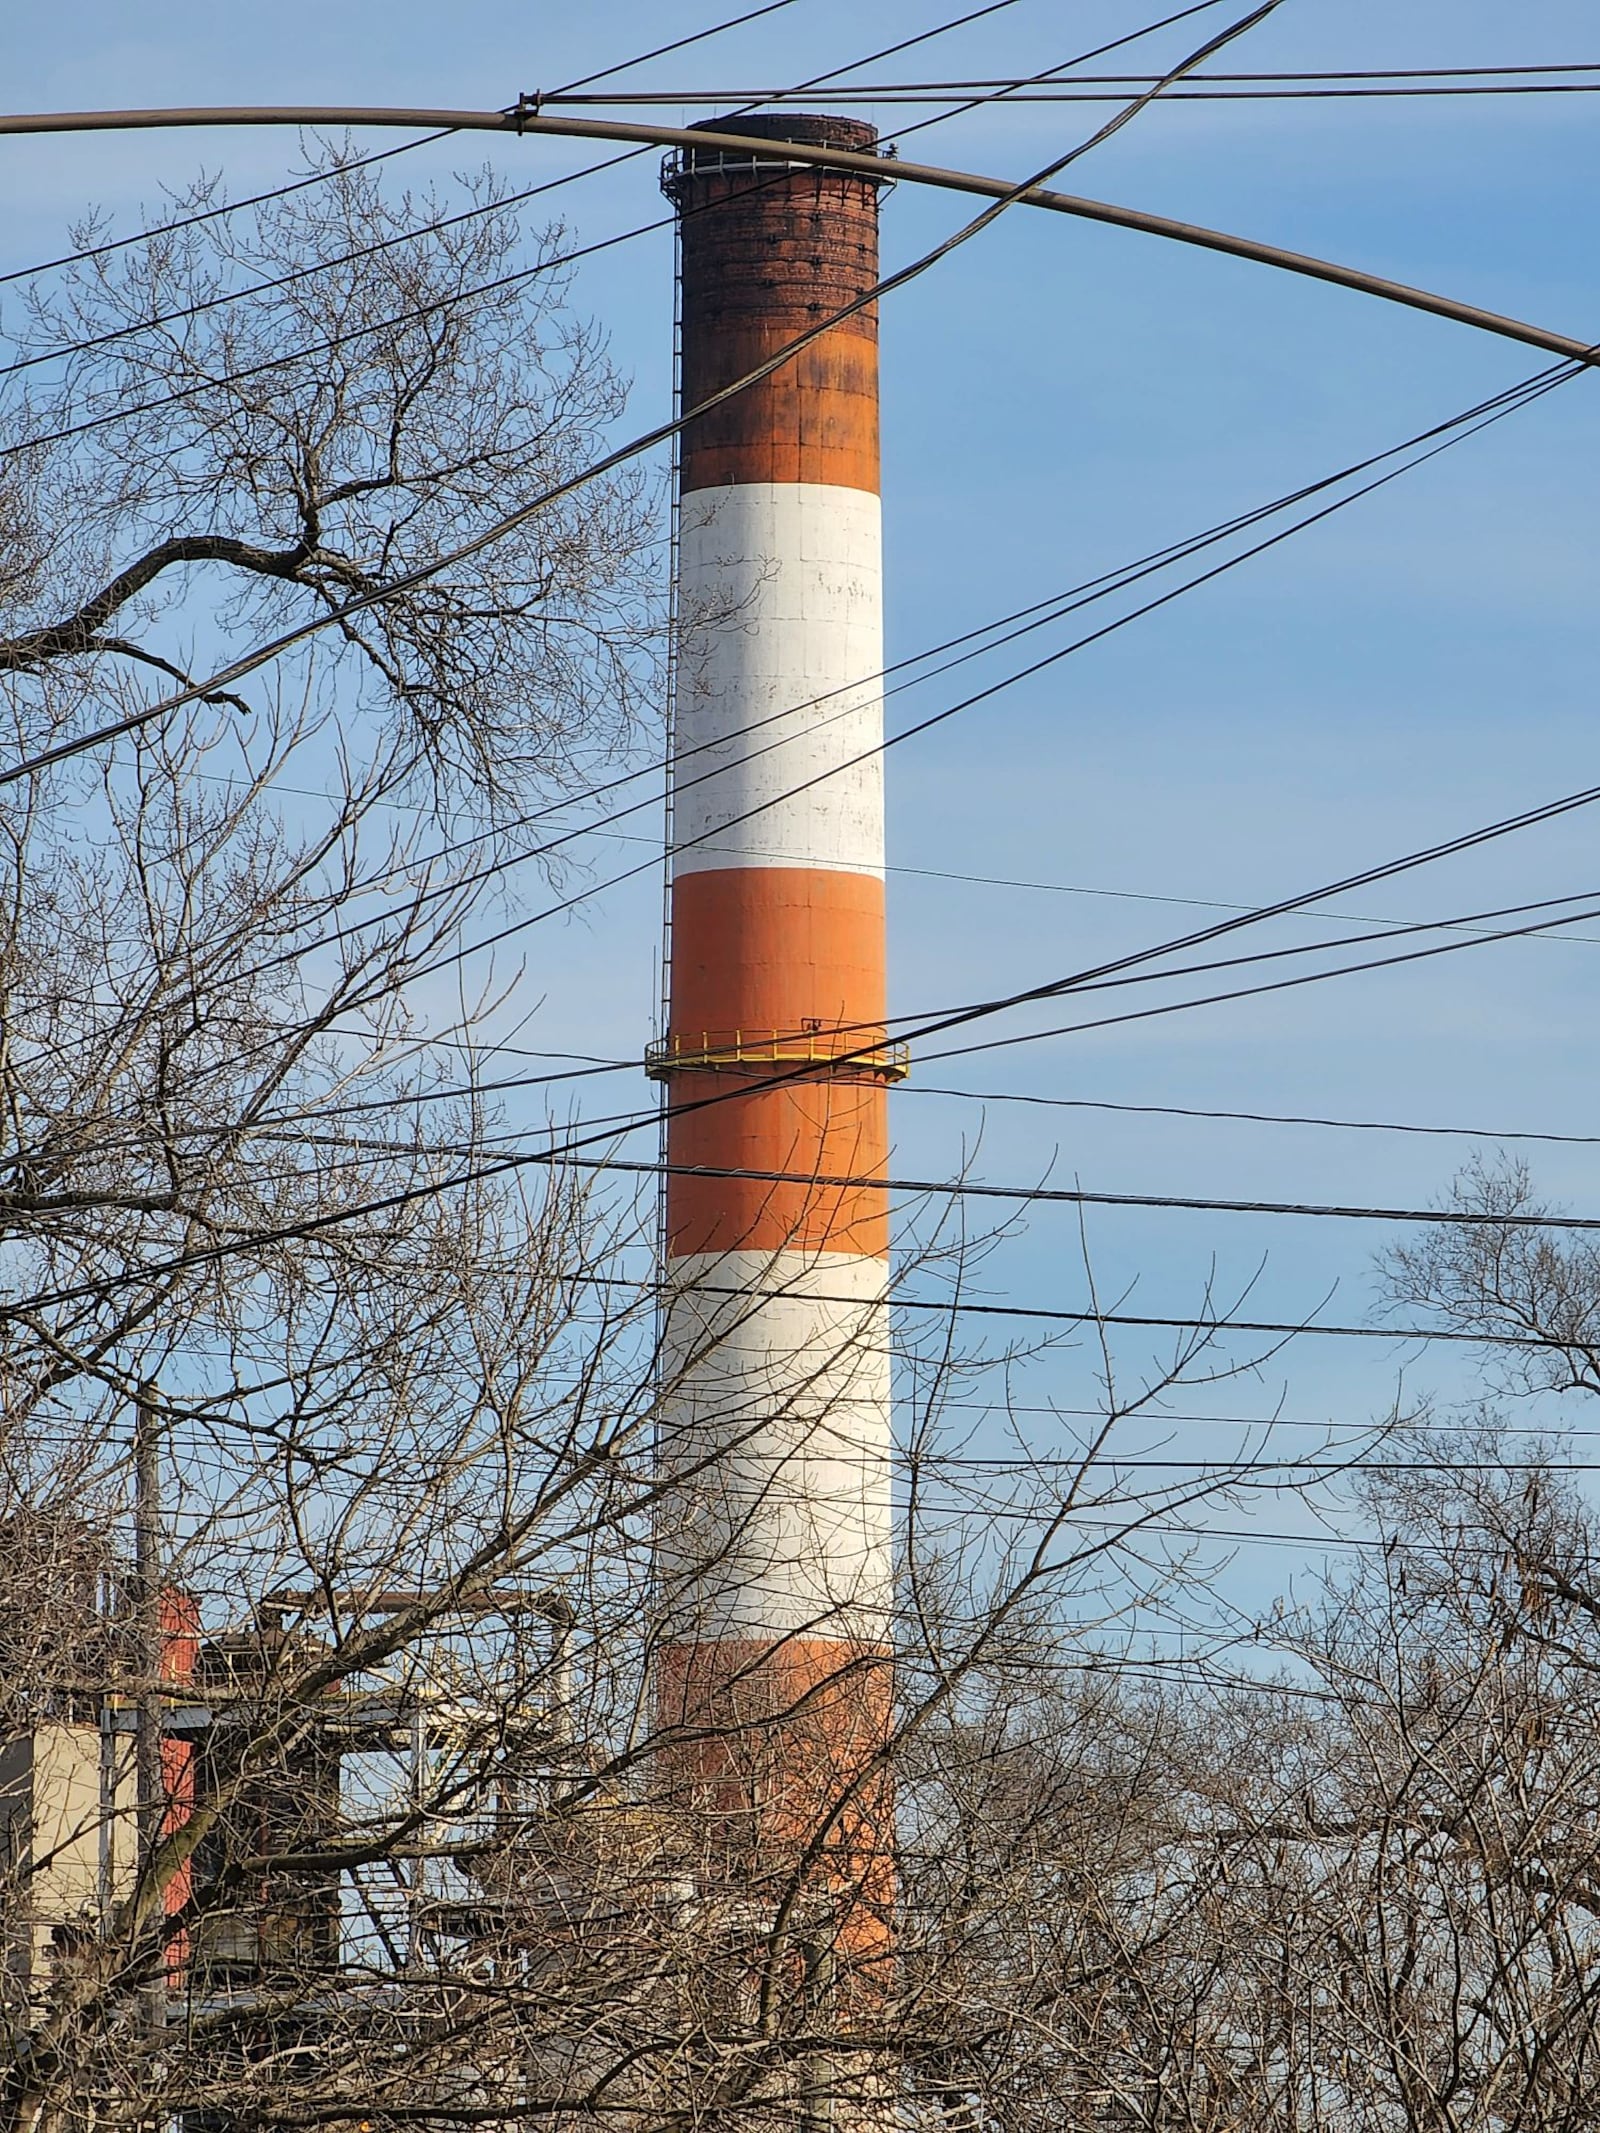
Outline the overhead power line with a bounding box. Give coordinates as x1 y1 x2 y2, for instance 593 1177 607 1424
179 343 1586 1058
922 1403 1600 1436
223 1058 1600 1158
550 64 1600 106
0 132 457 293
234 886 1600 1161
0 0 1048 385
0 2 1279 796
938 1453 1600 1474
859 62 1600 83
912 1083 1600 1151
571 1153 1600 1235
446 732 1600 1190
0 1197 1564 1347
298 354 1579 1034
0 0 820 311
651 1284 1560 1353
30 704 1600 1317
963 888 1600 1003
912 891 1600 1069
550 0 803 96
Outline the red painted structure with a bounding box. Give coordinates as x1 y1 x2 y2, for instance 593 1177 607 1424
653 115 897 2000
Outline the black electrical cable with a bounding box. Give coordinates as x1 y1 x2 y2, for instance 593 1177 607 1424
550 0 804 97
909 1083 1600 1151
820 62 1600 85
0 4 1280 795
12 901 1600 1322
0 0 827 317
908 862 1600 1070
867 83 1600 102
204 346 1585 1024
331 354 1577 1019
0 133 456 293
923 1403 1577 1432
555 70 1600 107
246 881 1600 1155
0 182 666 388
562 1149 1600 1234
0 1198 1572 1347
0 0 1045 403
189 1044 1600 1160
627 1283 1563 1353
976 886 1600 1003
81 351 1595 1151
937 1453 1600 1473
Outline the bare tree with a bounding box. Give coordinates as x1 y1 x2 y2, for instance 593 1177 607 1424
0 146 1393 2133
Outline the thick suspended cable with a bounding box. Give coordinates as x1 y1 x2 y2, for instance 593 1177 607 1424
10 101 1593 388
0 1189 1578 1348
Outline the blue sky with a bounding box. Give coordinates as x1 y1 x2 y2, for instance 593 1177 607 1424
8 0 1600 1605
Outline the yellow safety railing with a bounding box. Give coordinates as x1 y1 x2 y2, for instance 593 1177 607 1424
644 1026 910 1082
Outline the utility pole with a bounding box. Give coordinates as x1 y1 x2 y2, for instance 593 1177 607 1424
652 112 898 2126
132 1382 167 2035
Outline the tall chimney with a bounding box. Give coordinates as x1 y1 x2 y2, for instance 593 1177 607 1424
652 111 898 2041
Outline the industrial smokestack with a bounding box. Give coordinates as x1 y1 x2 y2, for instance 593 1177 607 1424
652 111 897 2015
